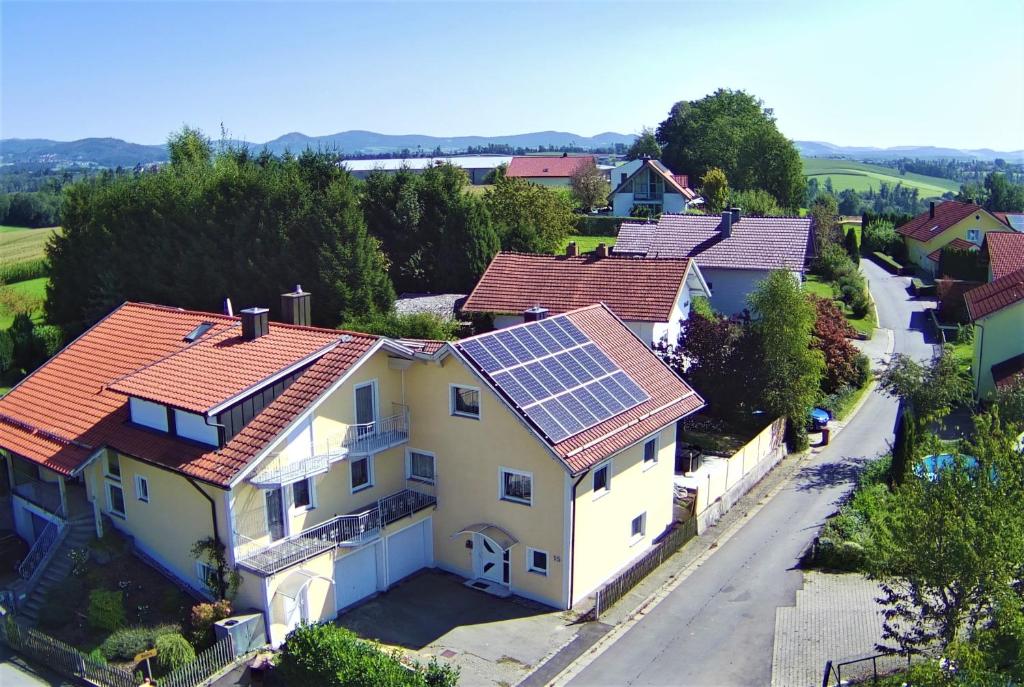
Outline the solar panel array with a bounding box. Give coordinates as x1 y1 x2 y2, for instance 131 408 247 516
459 315 649 443
1006 214 1024 232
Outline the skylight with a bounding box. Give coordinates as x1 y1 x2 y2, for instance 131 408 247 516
184 322 215 343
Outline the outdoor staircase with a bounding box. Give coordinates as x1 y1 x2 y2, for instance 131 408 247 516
17 512 95 627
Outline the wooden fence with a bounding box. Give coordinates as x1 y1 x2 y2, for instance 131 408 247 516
592 516 698 620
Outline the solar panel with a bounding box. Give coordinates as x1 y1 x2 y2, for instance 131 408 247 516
1007 214 1024 231
457 314 651 444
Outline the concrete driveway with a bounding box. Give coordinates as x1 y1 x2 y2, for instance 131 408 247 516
0 645 71 687
336 570 581 686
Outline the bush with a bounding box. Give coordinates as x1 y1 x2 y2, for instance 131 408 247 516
189 600 231 649
85 648 107 667
341 311 460 341
88 589 126 633
155 633 196 673
844 227 859 263
854 353 871 388
812 243 856 281
871 251 904 274
862 219 903 257
100 624 179 661
811 482 893 571
837 272 870 318
575 215 629 236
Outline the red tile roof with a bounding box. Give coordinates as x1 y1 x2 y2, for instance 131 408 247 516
896 201 985 243
454 305 704 473
992 353 1024 391
462 252 696 322
0 303 377 484
965 267 1024 321
983 231 1024 280
615 214 812 271
927 237 976 263
505 155 594 179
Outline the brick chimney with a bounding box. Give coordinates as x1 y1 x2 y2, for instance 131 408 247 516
280 285 311 326
566 241 579 257
240 307 269 340
595 243 609 258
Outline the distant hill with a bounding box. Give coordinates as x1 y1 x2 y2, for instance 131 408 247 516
802 158 961 198
796 140 1024 163
0 137 167 167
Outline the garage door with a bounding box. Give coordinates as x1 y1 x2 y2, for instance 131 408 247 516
386 518 432 585
334 544 379 612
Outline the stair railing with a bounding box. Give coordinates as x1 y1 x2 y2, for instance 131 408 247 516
18 520 67 580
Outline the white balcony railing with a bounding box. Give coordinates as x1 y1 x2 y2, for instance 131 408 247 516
343 408 410 456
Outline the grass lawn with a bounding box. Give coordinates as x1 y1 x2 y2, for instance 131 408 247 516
804 274 876 338
0 226 61 268
0 277 48 328
560 234 616 253
841 220 861 245
946 338 973 374
802 158 958 198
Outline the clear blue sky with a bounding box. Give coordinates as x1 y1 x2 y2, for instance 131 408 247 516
2 0 1023 150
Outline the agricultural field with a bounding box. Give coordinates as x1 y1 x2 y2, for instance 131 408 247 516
0 225 61 270
0 225 58 331
802 158 960 198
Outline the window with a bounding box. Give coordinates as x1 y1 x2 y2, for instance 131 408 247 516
500 468 532 505
643 438 658 466
967 229 981 244
129 397 169 432
195 560 217 590
451 385 480 418
107 482 126 518
133 475 149 503
407 450 436 484
593 463 611 495
527 548 548 576
351 456 373 492
631 513 647 542
106 453 121 480
291 478 313 510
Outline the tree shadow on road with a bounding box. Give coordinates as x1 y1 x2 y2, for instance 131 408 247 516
795 456 874 493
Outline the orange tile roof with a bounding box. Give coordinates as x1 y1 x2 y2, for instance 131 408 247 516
965 267 1024 321
462 252 695 322
506 155 594 179
897 201 985 243
983 231 1024 280
454 305 704 473
0 303 378 484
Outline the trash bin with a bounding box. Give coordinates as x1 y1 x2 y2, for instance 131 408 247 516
821 427 830 445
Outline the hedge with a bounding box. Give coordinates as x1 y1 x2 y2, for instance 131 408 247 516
911 278 936 297
871 251 905 275
574 215 633 236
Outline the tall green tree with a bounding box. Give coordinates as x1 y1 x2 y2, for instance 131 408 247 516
809 194 840 254
699 167 730 214
729 188 781 217
625 127 662 161
484 176 576 253
983 172 1024 212
747 271 825 449
878 351 974 433
656 89 805 210
167 126 213 167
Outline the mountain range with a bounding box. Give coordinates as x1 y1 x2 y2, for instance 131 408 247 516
1 131 1022 168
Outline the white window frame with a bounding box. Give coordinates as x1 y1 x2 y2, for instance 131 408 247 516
195 560 217 589
406 449 436 485
966 228 981 244
106 481 126 518
133 474 149 503
630 512 647 545
642 436 659 470
106 453 121 481
450 384 481 419
499 467 533 506
526 547 548 576
290 477 316 512
353 379 379 426
350 455 375 494
593 461 612 499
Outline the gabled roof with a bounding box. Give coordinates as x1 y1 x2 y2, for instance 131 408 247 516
983 231 1024 280
896 201 986 243
0 302 378 484
461 252 705 322
609 159 697 200
965 267 1024 321
614 213 813 272
991 353 1024 391
452 305 704 473
927 237 976 263
993 212 1024 231
505 155 595 179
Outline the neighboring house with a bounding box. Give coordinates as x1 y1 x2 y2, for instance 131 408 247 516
896 201 1006 275
965 267 1024 397
927 237 977 274
981 231 1024 281
614 209 814 315
461 249 711 347
342 156 512 184
608 159 698 217
993 211 1024 232
504 155 595 187
394 293 467 321
0 296 703 647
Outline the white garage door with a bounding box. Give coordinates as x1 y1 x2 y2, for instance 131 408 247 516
334 544 379 612
386 518 432 585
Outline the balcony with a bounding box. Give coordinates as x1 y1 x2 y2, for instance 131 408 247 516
12 479 64 517
343 408 410 456
237 482 436 576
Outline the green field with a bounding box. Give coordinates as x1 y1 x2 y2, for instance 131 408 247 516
0 277 48 328
560 234 616 253
802 158 959 198
0 225 61 268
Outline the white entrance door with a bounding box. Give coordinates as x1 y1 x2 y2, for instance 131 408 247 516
473 533 509 585
386 518 432 585
282 585 308 635
334 544 379 612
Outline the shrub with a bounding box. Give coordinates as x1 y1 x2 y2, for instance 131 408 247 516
421 656 461 687
189 600 231 649
837 272 870 318
100 624 178 661
341 311 460 340
871 251 904 274
854 353 871 388
88 589 126 633
844 226 859 263
862 219 901 256
155 633 196 673
575 215 629 236
85 648 107 667
812 243 855 281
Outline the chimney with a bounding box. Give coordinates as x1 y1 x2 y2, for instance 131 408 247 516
721 210 733 237
280 284 311 326
240 307 269 341
566 241 579 257
562 152 568 158
524 306 548 322
930 201 936 218
595 243 609 258
730 207 741 223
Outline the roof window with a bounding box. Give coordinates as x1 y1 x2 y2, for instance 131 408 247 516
184 322 215 343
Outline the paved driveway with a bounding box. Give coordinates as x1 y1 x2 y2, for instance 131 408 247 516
0 644 71 687
337 570 580 686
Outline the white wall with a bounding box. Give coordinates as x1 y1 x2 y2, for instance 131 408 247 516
702 268 799 315
130 397 168 431
651 283 692 347
612 192 635 217
173 410 219 445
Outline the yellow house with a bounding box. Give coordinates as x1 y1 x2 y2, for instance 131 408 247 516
965 267 1024 397
0 294 704 647
897 200 1006 275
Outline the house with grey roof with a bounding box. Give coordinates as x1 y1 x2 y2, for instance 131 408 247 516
614 209 814 315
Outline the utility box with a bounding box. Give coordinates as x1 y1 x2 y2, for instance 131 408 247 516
214 612 267 656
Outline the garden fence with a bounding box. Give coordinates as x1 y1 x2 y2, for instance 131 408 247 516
162 635 235 687
592 516 698 620
822 652 915 686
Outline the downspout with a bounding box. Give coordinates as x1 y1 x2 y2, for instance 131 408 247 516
185 477 224 597
567 470 589 609
973 321 985 400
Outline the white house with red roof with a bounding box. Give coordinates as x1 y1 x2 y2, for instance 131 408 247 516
607 158 699 216
504 154 596 187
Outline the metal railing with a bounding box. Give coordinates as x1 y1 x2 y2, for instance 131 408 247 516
18 520 64 580
12 479 64 517
822 652 913 687
343 408 410 456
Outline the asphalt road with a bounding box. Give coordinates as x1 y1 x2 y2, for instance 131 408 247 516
567 260 936 687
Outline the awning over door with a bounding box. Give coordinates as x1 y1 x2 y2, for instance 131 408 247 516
273 568 333 601
452 523 518 550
